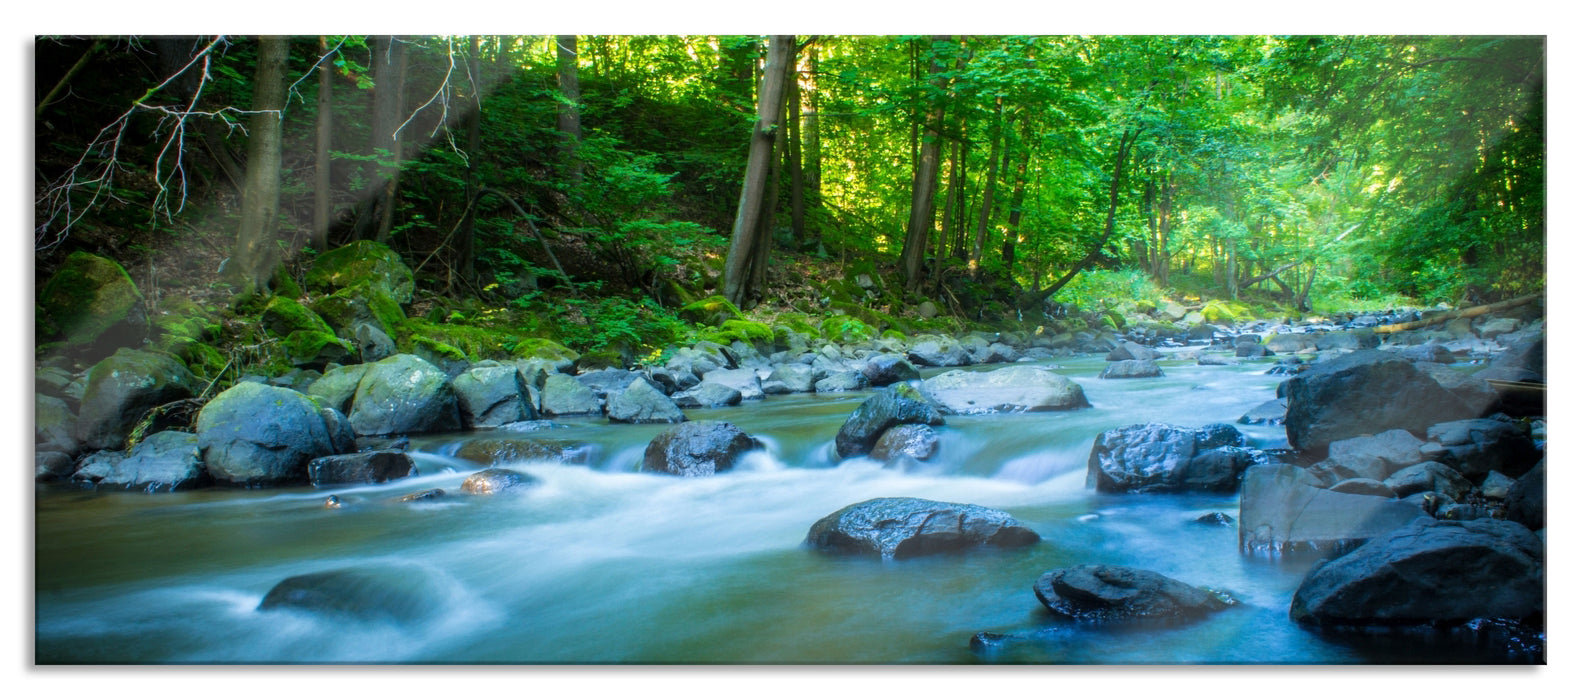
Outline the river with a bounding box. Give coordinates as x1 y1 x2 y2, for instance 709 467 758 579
32 352 1490 664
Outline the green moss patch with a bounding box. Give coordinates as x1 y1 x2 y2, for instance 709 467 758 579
305 241 415 303
262 296 334 337
37 251 144 347
678 295 745 327
821 315 877 344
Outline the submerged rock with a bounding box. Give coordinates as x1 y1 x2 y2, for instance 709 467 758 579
1238 463 1425 557
642 420 759 477
308 450 415 486
1087 423 1258 494
1099 359 1164 379
921 366 1089 415
869 424 940 462
834 386 945 459
1033 565 1234 624
460 467 539 495
805 497 1039 559
454 438 594 467
257 564 445 624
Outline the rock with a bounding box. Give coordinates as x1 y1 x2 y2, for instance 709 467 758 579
1265 333 1315 353
1033 565 1233 624
671 382 744 408
453 438 594 467
538 373 604 417
1290 517 1544 627
74 348 199 451
766 363 820 393
398 488 446 502
352 322 396 363
101 430 207 491
574 368 651 399
197 383 344 486
452 365 534 428
36 393 78 454
1504 459 1544 530
606 377 687 424
1476 317 1520 338
916 300 937 318
1195 512 1236 527
861 354 920 387
1282 349 1474 455
1235 343 1274 358
642 420 759 477
1196 353 1237 366
347 354 462 436
700 368 764 401
1160 301 1188 321
307 450 415 486
870 424 940 461
37 251 146 353
306 364 369 414
646 366 700 395
1237 399 1287 426
70 450 124 484
1383 461 1473 501
814 370 869 393
1396 344 1455 364
257 565 444 623
834 386 945 459
1329 478 1397 498
35 451 75 482
1414 362 1499 416
1099 359 1164 379
1106 340 1161 362
460 467 539 495
1473 334 1544 384
907 336 971 367
1325 429 1428 482
1423 418 1540 480
805 497 1039 559
922 366 1090 415
305 241 416 304
1479 471 1516 501
1238 463 1426 556
1087 423 1259 494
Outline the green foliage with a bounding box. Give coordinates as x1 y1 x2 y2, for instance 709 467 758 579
559 296 687 358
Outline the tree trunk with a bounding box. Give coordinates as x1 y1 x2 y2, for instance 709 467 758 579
231 36 291 297
312 36 334 252
556 35 583 184
785 47 807 249
722 35 795 309
751 73 792 304
454 35 483 295
1157 172 1173 284
375 41 408 245
935 137 962 293
804 44 822 245
970 99 1006 276
1000 113 1033 269
901 35 952 293
1017 128 1140 309
353 36 405 243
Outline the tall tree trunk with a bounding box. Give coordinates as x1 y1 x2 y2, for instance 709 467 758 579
722 35 795 309
785 47 807 249
752 75 793 303
1000 112 1033 269
935 137 964 292
454 34 483 295
1156 172 1173 284
556 35 583 184
901 35 952 293
803 44 822 245
231 36 291 297
970 98 1005 276
1017 128 1140 309
354 35 406 243
375 41 408 245
312 36 334 252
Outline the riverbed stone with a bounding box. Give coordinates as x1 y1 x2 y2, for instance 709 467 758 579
642 420 759 477
1503 459 1544 531
36 451 75 482
805 497 1039 559
538 372 604 416
70 450 124 484
1423 418 1540 480
101 430 207 492
346 354 462 436
671 382 744 408
454 438 595 467
1383 461 1473 501
1265 333 1315 353
834 385 946 459
452 365 534 428
1325 429 1429 482
1237 399 1287 426
460 467 539 495
197 383 343 486
607 377 687 424
766 363 820 393
1106 340 1161 362
1283 349 1474 456
257 564 444 623
907 336 971 367
1328 478 1398 498
1087 423 1258 494
922 366 1090 415
306 364 369 414
1472 334 1544 384
1238 462 1427 557
308 450 415 486
1033 565 1234 624
869 423 940 462
861 354 920 387
1413 362 1499 416
74 348 199 451
701 368 764 401
1099 359 1163 379
814 370 869 393
36 393 78 455
1289 517 1544 628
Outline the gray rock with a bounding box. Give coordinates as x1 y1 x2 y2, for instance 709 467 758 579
100 430 207 491
257 565 447 624
347 354 462 435
907 336 971 367
1034 565 1234 624
805 497 1039 559
1384 461 1473 501
538 373 605 416
308 450 415 486
606 378 687 424
922 366 1090 415
1473 334 1544 384
1237 399 1287 426
1106 340 1161 362
1099 359 1164 379
197 383 343 486
642 420 759 477
351 322 396 363
36 393 78 454
1235 343 1274 358
575 368 654 399
70 450 124 483
1329 478 1398 498
766 363 820 392
36 451 75 481
460 467 539 495
1325 429 1428 482
1197 353 1238 366
452 365 535 428
671 382 744 408
1282 350 1474 455
1504 459 1544 530
700 368 764 401
1265 333 1316 353
1475 317 1520 338
860 354 920 387
1396 344 1455 364
870 424 940 462
74 348 199 451
1424 418 1540 480
814 370 869 393
1479 471 1516 501
1087 423 1258 494
1290 517 1544 627
1414 362 1499 416
1238 463 1427 557
834 386 945 459
306 364 370 414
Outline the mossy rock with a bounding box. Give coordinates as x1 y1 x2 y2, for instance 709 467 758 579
821 315 877 344
270 265 304 299
700 319 775 349
881 329 907 342
678 295 746 327
512 337 581 366
399 319 521 362
305 241 415 304
37 251 146 349
1202 300 1255 325
311 284 406 340
262 296 334 338
409 334 467 361
285 330 355 368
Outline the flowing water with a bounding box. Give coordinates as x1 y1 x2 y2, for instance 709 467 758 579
32 353 1478 664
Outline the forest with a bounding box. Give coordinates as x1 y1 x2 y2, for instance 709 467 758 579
32 34 1548 667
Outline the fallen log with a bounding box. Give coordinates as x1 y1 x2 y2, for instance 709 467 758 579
1372 294 1541 334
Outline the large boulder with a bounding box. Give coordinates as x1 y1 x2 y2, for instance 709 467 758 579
1033 565 1234 624
1422 418 1541 480
305 240 415 304
765 363 820 393
921 366 1090 415
1264 333 1316 353
74 348 200 451
197 383 349 486
257 565 446 623
1238 463 1426 557
347 354 461 436
1087 423 1259 494
1413 362 1499 416
452 365 534 428
1383 461 1473 501
907 336 971 367
1099 359 1164 379
860 354 920 387
834 385 945 459
1283 350 1475 455
1289 517 1544 627
869 424 941 462
606 378 687 424
37 251 146 353
307 450 415 486
574 368 654 400
35 393 78 455
700 368 764 401
1325 429 1429 482
1106 340 1161 362
538 373 604 416
642 420 759 477
1473 334 1544 384
1504 459 1545 531
805 497 1039 559
670 382 744 408
305 364 369 414
100 430 207 491
814 370 869 393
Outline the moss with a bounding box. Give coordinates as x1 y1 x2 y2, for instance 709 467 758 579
398 318 526 361
409 334 467 361
511 337 581 365
305 240 415 303
881 329 907 342
678 295 746 327
312 283 408 339
700 319 775 348
1202 299 1256 324
578 348 626 370
261 296 334 337
284 330 354 367
821 315 876 344
37 251 144 347
270 265 304 299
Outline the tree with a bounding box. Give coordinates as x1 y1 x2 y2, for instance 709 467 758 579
231 35 292 296
352 35 408 243
312 36 335 252
900 35 953 292
556 35 583 183
722 35 795 309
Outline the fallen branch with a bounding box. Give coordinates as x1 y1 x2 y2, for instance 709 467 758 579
1372 293 1541 334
